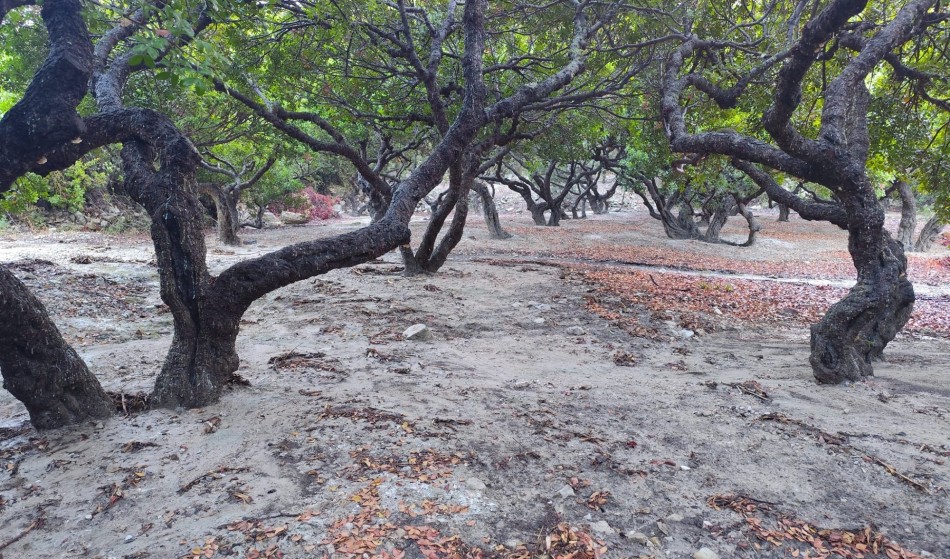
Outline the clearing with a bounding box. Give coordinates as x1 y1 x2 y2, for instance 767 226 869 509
1 207 948 559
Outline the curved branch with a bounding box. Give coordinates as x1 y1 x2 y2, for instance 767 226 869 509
731 158 848 228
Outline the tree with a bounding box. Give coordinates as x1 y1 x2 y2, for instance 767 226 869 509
660 0 949 383
0 0 643 425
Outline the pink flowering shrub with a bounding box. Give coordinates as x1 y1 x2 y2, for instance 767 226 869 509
268 186 340 221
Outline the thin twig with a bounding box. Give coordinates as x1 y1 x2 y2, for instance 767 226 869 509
0 516 45 552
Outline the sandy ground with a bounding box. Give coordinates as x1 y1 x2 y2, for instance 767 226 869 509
1 207 949 559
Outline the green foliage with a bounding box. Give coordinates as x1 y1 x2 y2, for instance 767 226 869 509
0 155 115 214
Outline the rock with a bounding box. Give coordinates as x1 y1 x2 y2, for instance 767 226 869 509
403 324 432 341
676 329 695 339
693 548 719 559
532 317 545 325
535 303 552 311
590 520 614 535
261 212 283 227
565 326 586 336
555 484 575 499
666 513 684 523
626 531 649 544
465 477 487 491
280 211 310 225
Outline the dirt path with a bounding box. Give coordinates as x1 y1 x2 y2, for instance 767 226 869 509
1 213 948 559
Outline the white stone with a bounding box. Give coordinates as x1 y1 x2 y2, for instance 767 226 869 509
403 324 432 341
693 547 719 559
555 484 575 499
590 520 614 535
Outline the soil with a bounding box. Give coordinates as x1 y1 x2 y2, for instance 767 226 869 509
1 206 948 559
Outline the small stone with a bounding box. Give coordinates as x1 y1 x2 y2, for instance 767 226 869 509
565 326 586 336
535 304 552 311
532 317 545 325
590 520 614 535
85 514 93 520
403 324 432 341
504 539 523 549
556 484 575 499
677 329 695 339
666 513 684 522
94 422 104 429
124 534 135 543
626 531 649 544
693 547 719 559
465 477 487 491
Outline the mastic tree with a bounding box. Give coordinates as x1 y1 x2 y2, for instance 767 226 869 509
0 0 651 426
660 0 950 383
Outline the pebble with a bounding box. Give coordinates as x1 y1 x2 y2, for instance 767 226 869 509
556 484 575 499
403 324 432 341
565 326 586 336
590 520 614 535
532 317 545 324
626 531 648 544
465 477 487 491
693 547 719 559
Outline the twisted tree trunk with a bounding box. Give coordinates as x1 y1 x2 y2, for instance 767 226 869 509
913 215 946 252
810 197 914 383
0 266 114 428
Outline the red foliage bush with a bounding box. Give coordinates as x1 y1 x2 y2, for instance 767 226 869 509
268 186 340 221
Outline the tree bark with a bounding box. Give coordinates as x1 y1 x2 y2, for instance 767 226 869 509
777 203 790 221
894 180 917 252
810 203 914 383
473 181 511 239
0 266 114 428
913 215 946 252
199 182 241 246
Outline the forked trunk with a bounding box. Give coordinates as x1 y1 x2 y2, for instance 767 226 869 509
0 266 114 428
810 201 914 383
199 182 241 246
777 203 790 222
119 128 241 408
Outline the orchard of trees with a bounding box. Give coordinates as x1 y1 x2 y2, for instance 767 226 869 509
1 0 948 429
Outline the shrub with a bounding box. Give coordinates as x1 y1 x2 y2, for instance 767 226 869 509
268 186 339 221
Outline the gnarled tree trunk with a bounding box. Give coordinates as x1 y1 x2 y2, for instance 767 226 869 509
894 180 917 252
0 266 114 428
199 182 241 246
810 199 914 383
913 215 946 252
473 181 511 239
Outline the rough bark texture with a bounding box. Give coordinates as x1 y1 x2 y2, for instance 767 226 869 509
777 203 790 221
0 266 114 428
0 0 91 190
473 181 512 239
663 0 937 383
913 215 945 252
199 182 241 246
810 228 914 383
894 180 917 251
